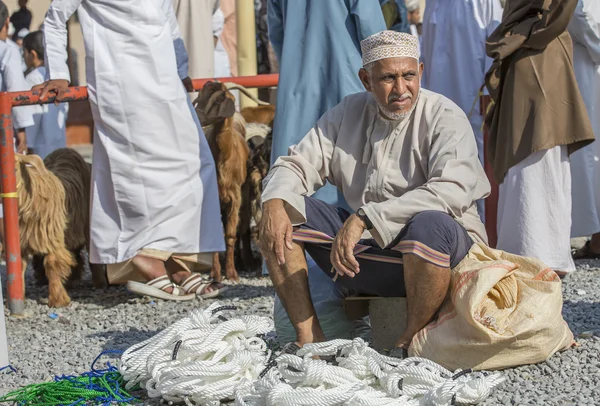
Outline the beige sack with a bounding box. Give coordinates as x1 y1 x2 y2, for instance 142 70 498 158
410 243 574 371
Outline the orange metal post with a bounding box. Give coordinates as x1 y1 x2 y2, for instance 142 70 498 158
0 93 24 315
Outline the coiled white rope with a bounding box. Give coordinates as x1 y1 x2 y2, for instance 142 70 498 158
119 302 274 406
237 339 506 406
119 303 505 406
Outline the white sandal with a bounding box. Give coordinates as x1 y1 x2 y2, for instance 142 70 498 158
127 275 195 301
180 273 228 299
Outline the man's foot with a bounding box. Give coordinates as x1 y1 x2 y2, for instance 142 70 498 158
178 273 227 299
555 270 568 279
132 255 180 295
127 275 195 301
384 346 409 360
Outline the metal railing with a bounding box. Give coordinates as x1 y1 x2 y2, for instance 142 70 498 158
0 74 279 315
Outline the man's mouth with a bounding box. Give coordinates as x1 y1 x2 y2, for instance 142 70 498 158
390 98 410 108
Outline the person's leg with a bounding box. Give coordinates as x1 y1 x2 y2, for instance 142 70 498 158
394 254 450 348
264 241 326 346
262 196 351 346
389 210 473 349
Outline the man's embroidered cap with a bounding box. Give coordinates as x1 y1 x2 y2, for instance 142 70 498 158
361 31 420 66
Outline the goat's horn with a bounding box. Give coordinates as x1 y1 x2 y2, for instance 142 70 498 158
224 83 271 106
205 90 225 113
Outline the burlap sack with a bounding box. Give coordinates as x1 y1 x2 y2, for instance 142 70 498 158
409 243 574 371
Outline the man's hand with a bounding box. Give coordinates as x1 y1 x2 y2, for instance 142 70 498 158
32 79 70 105
182 77 194 93
15 129 27 154
259 199 294 265
331 214 366 278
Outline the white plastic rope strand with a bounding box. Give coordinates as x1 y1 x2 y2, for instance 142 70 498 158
237 338 506 406
119 302 274 406
119 304 505 406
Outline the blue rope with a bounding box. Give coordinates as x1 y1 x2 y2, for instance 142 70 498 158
0 364 16 374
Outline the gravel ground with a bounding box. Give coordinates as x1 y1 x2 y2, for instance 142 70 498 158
1 258 599 405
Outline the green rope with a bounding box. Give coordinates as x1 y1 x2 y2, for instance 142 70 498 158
0 351 139 406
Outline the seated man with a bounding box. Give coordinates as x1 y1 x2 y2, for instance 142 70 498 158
258 31 490 356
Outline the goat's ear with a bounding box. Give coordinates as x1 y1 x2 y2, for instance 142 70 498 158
217 98 236 119
18 154 46 172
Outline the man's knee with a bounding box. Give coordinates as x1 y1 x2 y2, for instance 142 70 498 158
406 211 457 241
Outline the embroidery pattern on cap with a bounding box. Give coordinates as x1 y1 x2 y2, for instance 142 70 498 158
361 31 420 66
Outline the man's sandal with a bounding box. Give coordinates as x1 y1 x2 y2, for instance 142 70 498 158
180 273 228 299
127 275 195 301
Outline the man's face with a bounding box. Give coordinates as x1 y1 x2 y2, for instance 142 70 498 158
408 9 421 25
359 57 423 120
19 0 27 8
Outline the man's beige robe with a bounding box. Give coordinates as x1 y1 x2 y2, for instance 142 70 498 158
262 90 491 248
172 0 220 80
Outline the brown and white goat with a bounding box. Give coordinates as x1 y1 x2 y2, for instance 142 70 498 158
193 82 249 282
15 149 105 307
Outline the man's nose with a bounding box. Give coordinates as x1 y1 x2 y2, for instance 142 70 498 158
393 77 407 95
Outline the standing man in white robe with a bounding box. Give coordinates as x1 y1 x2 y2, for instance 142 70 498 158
36 0 225 305
569 0 600 259
420 0 503 219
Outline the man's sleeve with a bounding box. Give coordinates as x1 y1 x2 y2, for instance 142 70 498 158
160 0 189 79
43 0 82 82
568 0 600 65
361 111 491 248
267 0 284 63
481 0 504 94
348 0 387 41
3 47 34 129
261 100 345 225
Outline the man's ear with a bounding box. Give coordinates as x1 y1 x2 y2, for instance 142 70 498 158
359 68 372 92
419 62 424 79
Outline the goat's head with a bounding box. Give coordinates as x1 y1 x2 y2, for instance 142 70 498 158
193 81 236 126
13 153 49 209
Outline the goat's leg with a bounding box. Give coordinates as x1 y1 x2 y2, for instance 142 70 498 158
66 249 84 289
44 249 74 308
32 254 48 285
224 195 241 283
210 252 222 282
91 263 108 288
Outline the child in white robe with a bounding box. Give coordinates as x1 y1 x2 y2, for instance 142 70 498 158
22 31 68 159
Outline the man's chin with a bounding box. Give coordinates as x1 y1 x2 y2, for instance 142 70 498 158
386 107 411 116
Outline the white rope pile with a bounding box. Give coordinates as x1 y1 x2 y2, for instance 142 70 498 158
119 303 505 406
119 302 274 406
237 338 505 406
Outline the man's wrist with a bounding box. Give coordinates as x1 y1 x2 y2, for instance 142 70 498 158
356 208 374 230
263 198 285 209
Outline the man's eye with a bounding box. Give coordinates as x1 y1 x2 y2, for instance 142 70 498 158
404 74 416 79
